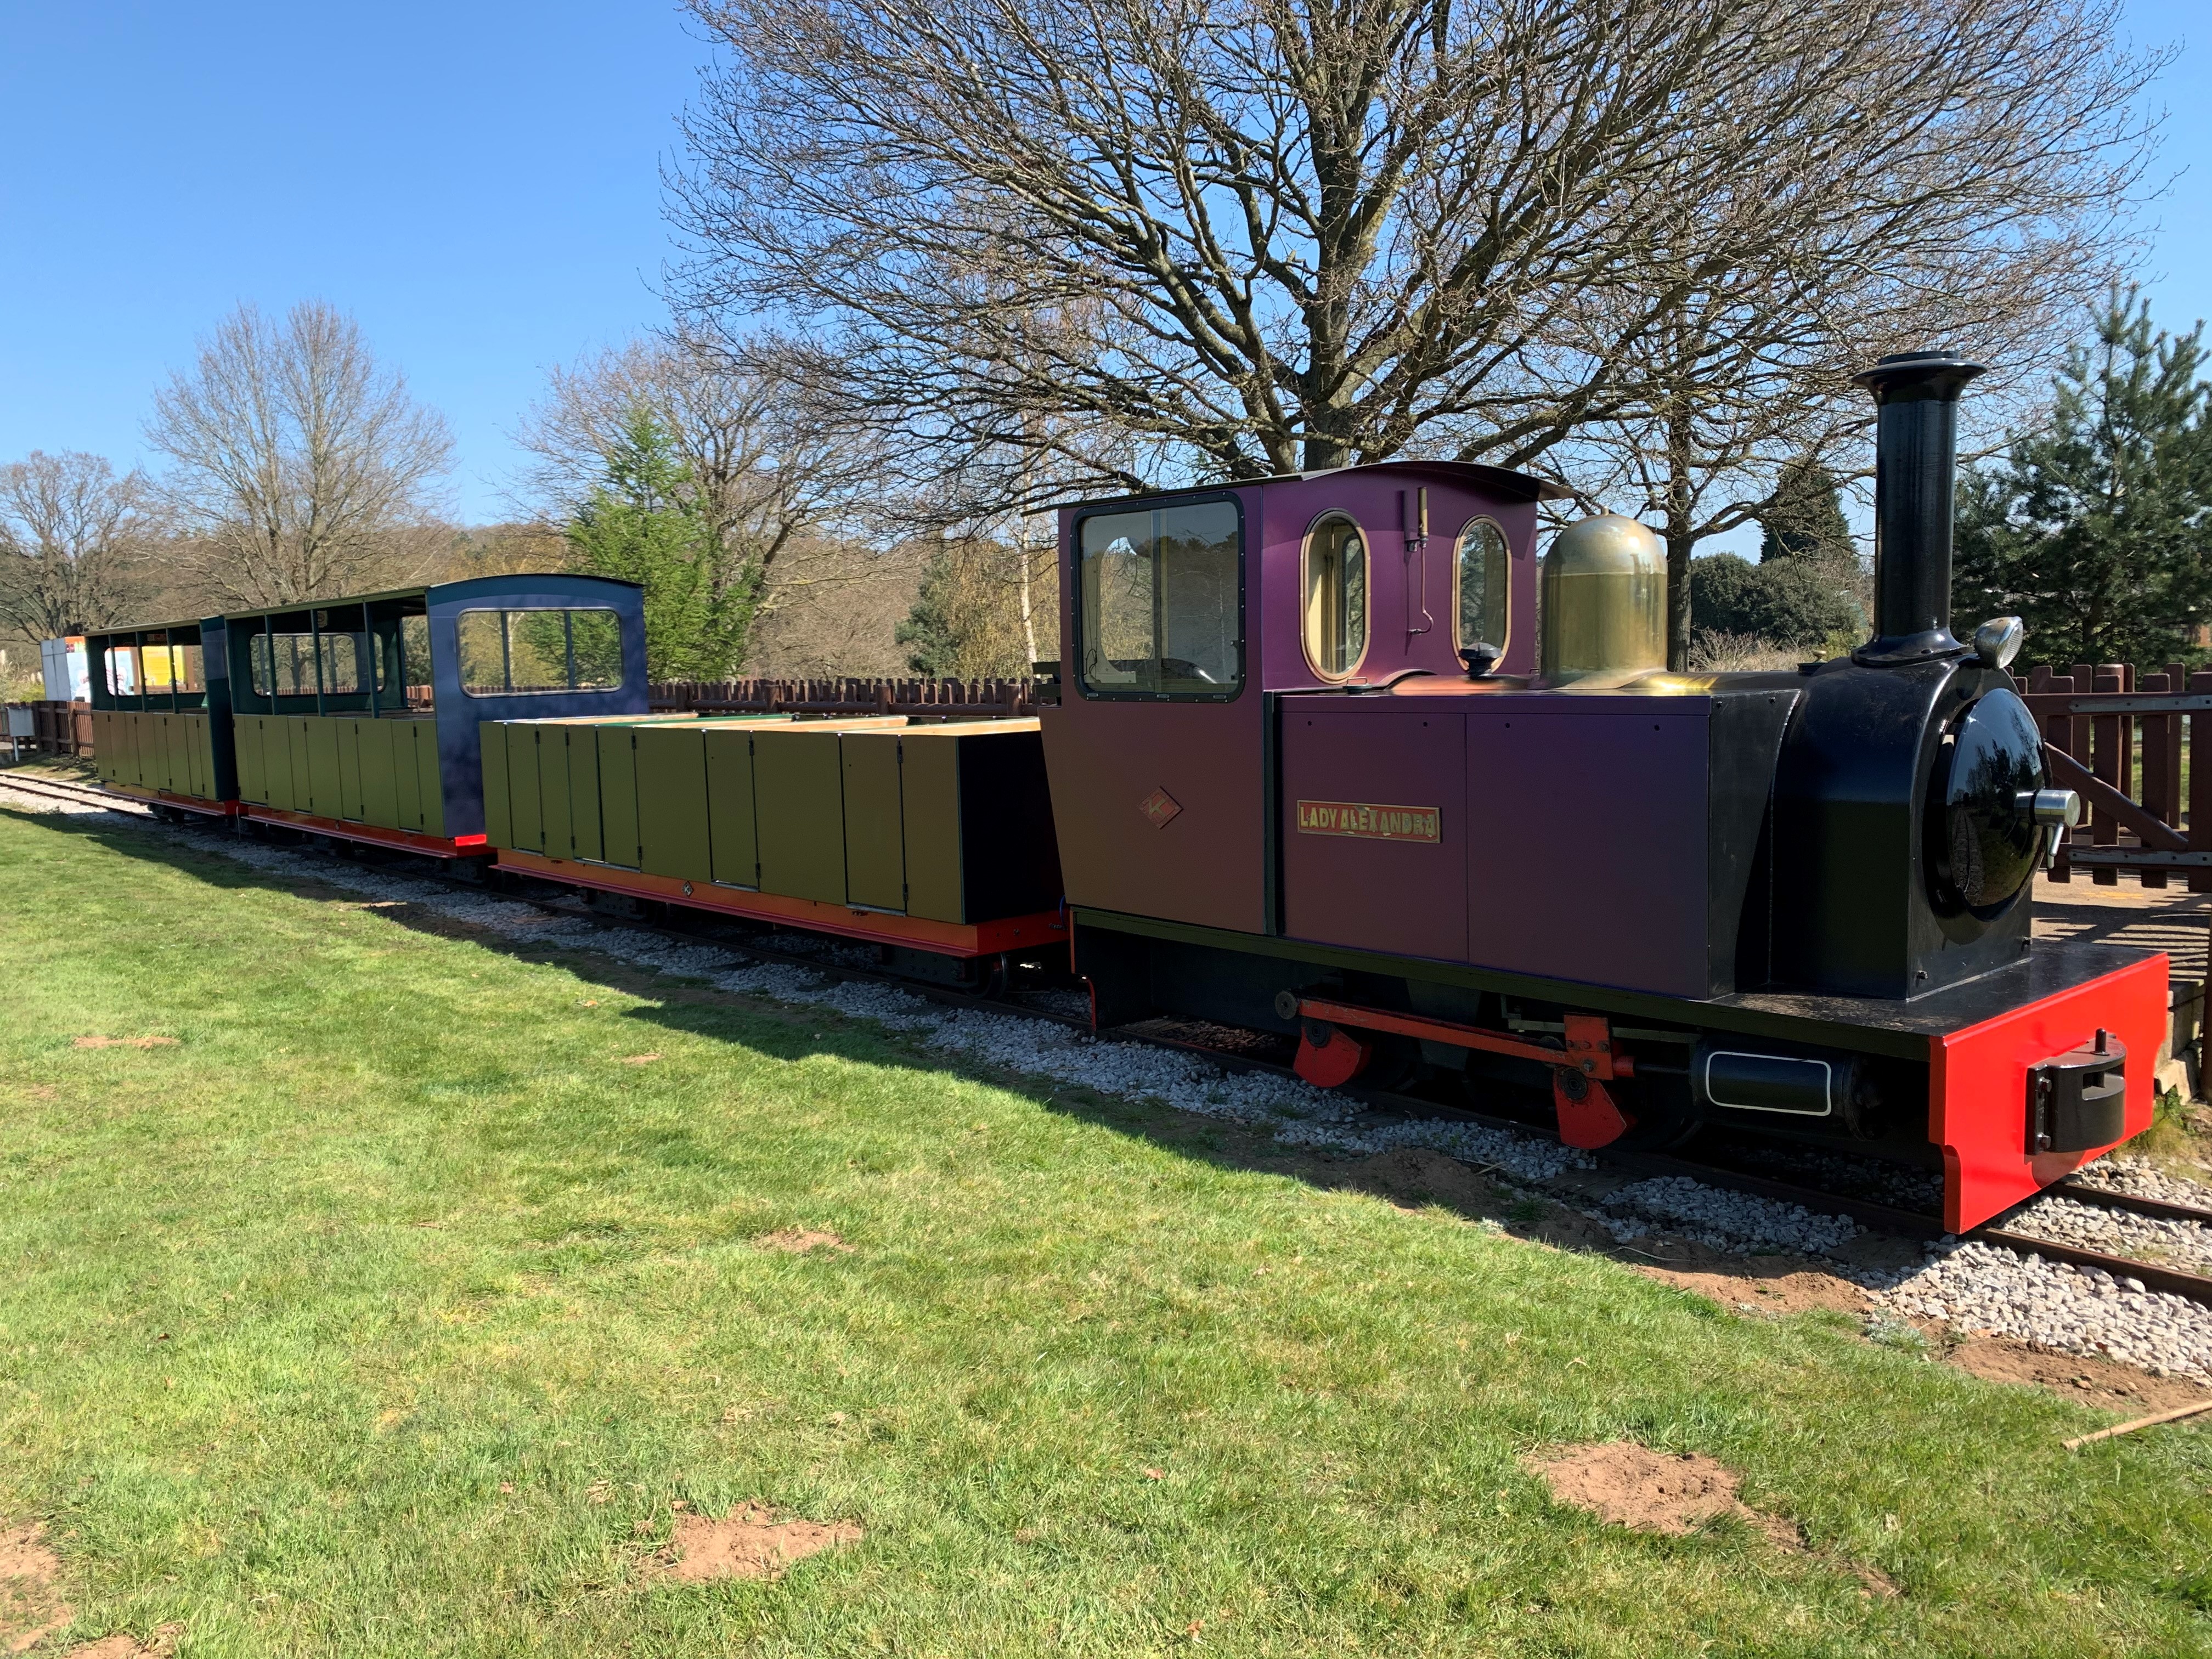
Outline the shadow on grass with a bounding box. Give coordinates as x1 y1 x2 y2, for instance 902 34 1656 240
2 804 1612 1255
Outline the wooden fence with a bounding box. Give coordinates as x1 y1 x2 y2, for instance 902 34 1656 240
2022 663 2211 890
647 676 1040 720
3 700 94 758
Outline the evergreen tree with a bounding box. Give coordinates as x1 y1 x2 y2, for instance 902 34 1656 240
1689 552 1855 649
1758 456 1854 564
1955 288 2212 666
565 407 755 680
895 547 963 676
895 538 1033 676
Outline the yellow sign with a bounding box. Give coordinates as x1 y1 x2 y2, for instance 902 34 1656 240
1295 800 1440 843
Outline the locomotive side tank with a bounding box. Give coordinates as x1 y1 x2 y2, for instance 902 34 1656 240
1042 350 2165 1232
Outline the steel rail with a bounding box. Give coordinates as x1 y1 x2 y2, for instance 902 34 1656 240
0 771 149 813
2056 1184 2212 1228
1978 1228 2212 1305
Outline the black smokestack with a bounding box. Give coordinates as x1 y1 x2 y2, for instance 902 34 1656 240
1852 349 1985 667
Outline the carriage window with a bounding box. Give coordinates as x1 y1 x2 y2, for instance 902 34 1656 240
250 633 319 697
399 614 433 708
1077 500 1241 698
458 608 624 696
104 645 140 696
1457 518 1510 656
318 633 362 694
140 642 178 692
1301 515 1368 679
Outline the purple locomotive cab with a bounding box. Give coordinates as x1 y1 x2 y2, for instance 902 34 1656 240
1038 461 1552 939
1037 360 2169 1233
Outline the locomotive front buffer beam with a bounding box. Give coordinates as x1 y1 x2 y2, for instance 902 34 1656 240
1278 991 1635 1149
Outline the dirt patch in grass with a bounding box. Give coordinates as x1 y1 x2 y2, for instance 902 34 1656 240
69 1036 178 1051
1633 1255 1874 1319
1527 1443 1902 1596
658 1502 862 1582
1633 1248 2212 1414
1948 1335 2212 1415
618 1054 662 1065
1348 1147 1495 1207
1529 1442 1787 1539
58 1629 181 1658
2 1523 69 1653
754 1229 853 1254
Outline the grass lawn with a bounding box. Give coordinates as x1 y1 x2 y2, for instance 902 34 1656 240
3 803 2210 1657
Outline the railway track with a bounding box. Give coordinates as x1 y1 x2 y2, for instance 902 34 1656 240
18 760 2212 1316
0 768 144 814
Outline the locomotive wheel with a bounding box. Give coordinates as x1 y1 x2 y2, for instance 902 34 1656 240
1605 1081 1701 1152
1358 1043 1425 1092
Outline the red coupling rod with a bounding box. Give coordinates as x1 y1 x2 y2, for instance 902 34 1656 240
1289 995 1633 1078
1285 994 1635 1149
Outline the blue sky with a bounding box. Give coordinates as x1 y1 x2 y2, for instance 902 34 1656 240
0 0 2205 525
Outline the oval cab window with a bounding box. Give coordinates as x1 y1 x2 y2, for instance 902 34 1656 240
1457 518 1510 658
1302 514 1368 679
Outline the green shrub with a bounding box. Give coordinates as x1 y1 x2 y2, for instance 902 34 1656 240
1690 552 1856 649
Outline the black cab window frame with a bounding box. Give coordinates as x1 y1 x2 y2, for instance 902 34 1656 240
1070 489 1246 703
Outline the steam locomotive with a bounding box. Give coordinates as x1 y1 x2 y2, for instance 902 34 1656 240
79 351 2162 1233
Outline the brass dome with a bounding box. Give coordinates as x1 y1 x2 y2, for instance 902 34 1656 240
1541 514 1666 684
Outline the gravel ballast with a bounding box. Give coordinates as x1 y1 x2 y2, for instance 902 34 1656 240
2067 1155 2212 1209
1863 1242 2212 1379
12 782 2212 1383
2001 1191 2212 1276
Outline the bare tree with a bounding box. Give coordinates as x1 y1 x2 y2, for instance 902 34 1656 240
514 332 877 667
145 302 453 606
743 534 928 675
0 450 155 641
1553 3 2158 664
670 0 2153 526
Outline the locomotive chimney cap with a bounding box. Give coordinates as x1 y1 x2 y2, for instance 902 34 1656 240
1852 349 1987 399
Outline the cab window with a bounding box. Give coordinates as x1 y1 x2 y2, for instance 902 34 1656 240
1077 499 1242 698
1457 518 1510 657
1301 514 1368 679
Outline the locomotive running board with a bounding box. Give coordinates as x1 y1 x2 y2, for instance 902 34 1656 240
495 847 1070 961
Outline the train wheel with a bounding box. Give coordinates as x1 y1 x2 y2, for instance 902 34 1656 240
1607 1081 1701 1152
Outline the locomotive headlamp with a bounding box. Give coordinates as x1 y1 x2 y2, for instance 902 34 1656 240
1972 615 2025 670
